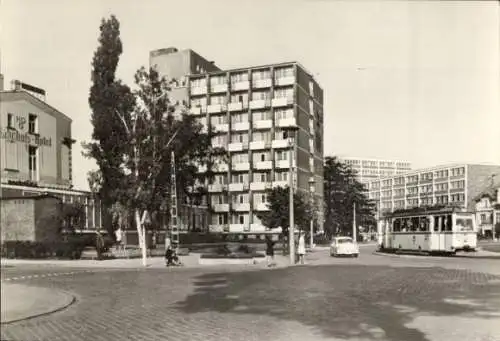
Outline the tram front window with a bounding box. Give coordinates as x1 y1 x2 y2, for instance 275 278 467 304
456 218 474 232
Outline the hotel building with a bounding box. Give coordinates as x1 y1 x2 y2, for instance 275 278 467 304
150 48 324 234
338 157 411 186
367 163 500 219
0 77 102 234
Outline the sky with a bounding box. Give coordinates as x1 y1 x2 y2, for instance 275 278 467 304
1 0 499 191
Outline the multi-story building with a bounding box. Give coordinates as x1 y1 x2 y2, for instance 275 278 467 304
367 164 500 220
150 48 324 234
338 157 411 186
474 185 500 236
0 77 103 233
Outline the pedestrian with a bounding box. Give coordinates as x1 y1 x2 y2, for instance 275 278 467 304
297 230 306 265
265 235 276 267
164 245 180 267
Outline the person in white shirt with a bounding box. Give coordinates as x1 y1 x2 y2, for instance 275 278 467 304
297 230 306 264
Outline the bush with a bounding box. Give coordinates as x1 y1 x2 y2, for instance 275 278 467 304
1 239 86 260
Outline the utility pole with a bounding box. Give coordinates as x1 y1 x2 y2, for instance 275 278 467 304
353 201 357 243
170 151 180 253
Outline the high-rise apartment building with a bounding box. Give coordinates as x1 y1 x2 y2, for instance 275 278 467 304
150 48 324 234
367 163 500 218
338 157 411 186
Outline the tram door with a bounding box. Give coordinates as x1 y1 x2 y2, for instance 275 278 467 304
433 216 446 251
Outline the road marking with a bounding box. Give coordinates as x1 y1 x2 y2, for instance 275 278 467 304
1 270 95 282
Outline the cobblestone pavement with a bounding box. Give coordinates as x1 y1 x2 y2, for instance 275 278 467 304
2 251 500 341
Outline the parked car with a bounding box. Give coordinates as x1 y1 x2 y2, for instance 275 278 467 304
330 237 359 257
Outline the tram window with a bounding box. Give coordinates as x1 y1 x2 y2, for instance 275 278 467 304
433 216 440 232
393 219 401 232
420 217 430 232
410 217 419 232
401 218 410 232
442 215 452 231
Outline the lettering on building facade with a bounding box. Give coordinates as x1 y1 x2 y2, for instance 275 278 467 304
0 129 52 147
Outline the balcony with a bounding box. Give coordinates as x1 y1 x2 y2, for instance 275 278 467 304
249 99 270 110
252 119 272 129
250 224 266 232
254 202 269 211
208 184 226 192
231 81 250 91
276 117 297 128
252 78 272 88
213 123 229 133
213 163 229 172
271 139 290 149
253 161 272 170
275 160 292 169
211 142 228 149
211 83 228 93
229 224 246 233
249 140 270 150
190 86 207 96
213 204 229 212
232 162 250 171
274 76 295 86
250 182 271 191
190 106 204 115
228 142 243 152
207 104 227 114
228 102 244 112
228 183 248 192
196 164 207 173
272 97 294 108
232 203 250 211
272 181 288 188
231 122 250 132
209 225 225 233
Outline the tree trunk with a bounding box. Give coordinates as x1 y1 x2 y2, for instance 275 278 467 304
134 209 147 267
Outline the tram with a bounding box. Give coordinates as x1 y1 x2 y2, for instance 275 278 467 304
378 206 477 255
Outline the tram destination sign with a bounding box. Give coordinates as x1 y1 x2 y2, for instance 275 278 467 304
0 129 52 147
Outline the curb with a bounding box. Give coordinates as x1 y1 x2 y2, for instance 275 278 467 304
1 287 77 325
372 251 500 260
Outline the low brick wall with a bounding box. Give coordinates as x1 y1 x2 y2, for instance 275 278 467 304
198 257 266 266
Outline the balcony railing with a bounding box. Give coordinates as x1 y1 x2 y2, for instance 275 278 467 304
249 140 270 150
252 78 272 88
231 81 250 91
228 183 248 192
208 184 226 192
274 76 295 86
254 202 269 211
271 139 290 149
190 86 207 96
207 104 227 114
253 161 272 170
228 102 246 111
271 97 294 107
232 203 250 212
231 122 250 132
250 182 271 191
213 123 229 133
210 83 228 93
232 162 250 171
249 99 271 109
252 120 272 129
213 204 229 212
275 117 297 128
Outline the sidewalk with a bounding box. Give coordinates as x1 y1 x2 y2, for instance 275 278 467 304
373 248 500 260
1 283 75 324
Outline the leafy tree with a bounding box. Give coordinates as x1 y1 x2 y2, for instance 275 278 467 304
256 186 312 254
60 203 86 234
323 156 376 238
83 15 135 233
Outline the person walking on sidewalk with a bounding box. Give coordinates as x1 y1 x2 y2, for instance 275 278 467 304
265 235 276 267
297 230 306 265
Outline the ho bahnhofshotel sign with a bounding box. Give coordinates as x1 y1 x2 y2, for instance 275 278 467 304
0 129 52 147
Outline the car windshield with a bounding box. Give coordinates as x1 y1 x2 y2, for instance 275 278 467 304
337 238 353 244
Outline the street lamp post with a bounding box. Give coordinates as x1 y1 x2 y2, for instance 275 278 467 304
309 178 315 249
286 126 299 265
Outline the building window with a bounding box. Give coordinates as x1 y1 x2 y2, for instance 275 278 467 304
7 113 14 129
28 114 38 134
28 146 38 181
239 215 245 224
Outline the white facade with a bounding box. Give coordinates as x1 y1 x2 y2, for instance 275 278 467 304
338 157 411 186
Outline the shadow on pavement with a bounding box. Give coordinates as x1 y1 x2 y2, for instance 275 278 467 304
175 264 500 341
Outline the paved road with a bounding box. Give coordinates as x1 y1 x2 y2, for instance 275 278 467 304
2 248 500 341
